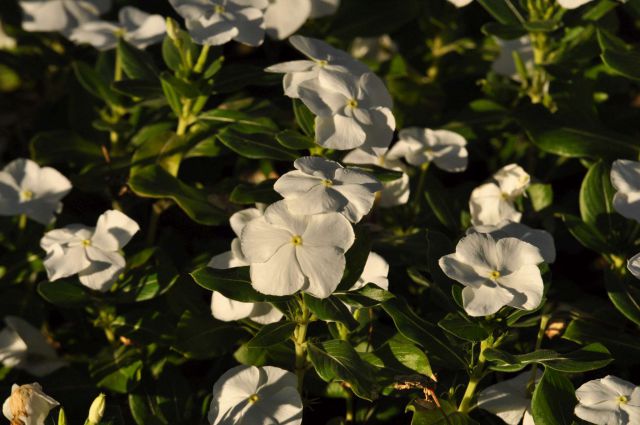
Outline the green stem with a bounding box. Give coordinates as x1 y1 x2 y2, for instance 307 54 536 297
345 393 355 424
528 314 550 389
18 214 27 231
458 339 490 413
193 44 210 74
293 297 310 394
114 45 123 82
412 162 430 219
146 200 171 246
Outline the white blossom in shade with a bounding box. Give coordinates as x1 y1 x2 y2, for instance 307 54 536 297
468 220 556 264
0 158 71 225
477 370 539 425
69 6 165 51
390 128 468 173
343 147 410 207
20 0 111 35
274 156 381 223
557 0 595 8
627 253 640 280
2 383 59 425
575 375 640 425
351 35 397 63
438 232 544 317
208 365 302 425
447 0 474 7
469 163 530 226
611 159 640 223
241 201 355 299
492 36 533 81
169 0 266 47
265 35 370 98
309 0 340 18
40 210 140 292
350 252 389 291
263 0 311 40
0 316 66 377
298 70 395 152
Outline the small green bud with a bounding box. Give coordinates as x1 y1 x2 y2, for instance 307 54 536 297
58 407 68 425
166 17 181 44
86 393 106 425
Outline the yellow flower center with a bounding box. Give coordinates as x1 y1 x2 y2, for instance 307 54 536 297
214 4 225 13
82 239 92 247
316 59 328 67
347 98 358 108
248 393 259 403
291 235 303 246
20 190 33 201
618 395 628 404
321 178 333 187
489 270 500 280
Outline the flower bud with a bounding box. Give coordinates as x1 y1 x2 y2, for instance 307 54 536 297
58 408 68 425
2 383 59 425
165 17 181 43
86 393 106 425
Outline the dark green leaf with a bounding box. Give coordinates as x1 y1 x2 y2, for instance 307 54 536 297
407 399 479 425
476 0 524 25
229 179 282 204
118 39 158 81
531 368 576 425
292 99 315 137
336 225 372 291
217 126 298 161
246 321 296 349
38 280 90 308
438 314 489 342
604 268 640 326
190 267 288 303
304 294 359 330
172 311 246 359
276 129 315 150
346 164 403 183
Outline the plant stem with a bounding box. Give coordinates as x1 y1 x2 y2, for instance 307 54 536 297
412 162 430 219
18 214 27 231
293 297 310 394
458 339 490 413
345 393 355 424
193 45 210 74
528 314 550 389
146 200 171 246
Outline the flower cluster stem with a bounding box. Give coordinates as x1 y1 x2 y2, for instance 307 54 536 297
458 339 490 413
293 298 310 394
412 162 430 220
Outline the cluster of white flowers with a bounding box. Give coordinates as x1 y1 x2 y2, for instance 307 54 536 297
610 160 640 279
20 0 165 50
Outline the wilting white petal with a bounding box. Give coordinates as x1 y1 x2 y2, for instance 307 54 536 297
3 382 59 425
478 370 538 425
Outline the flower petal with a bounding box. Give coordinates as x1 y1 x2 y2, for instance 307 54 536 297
302 212 354 251
230 208 263 237
316 115 366 150
498 265 544 311
241 216 292 263
297 245 345 298
90 210 140 252
438 254 488 288
211 292 255 321
461 283 514 317
264 0 310 40
232 7 265 47
250 244 305 296
496 237 544 272
43 245 91 281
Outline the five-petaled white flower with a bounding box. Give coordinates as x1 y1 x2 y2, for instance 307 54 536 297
469 163 530 226
299 70 395 152
265 35 370 98
2 382 59 425
208 365 302 425
70 6 165 51
492 37 533 81
208 207 283 325
40 210 140 292
575 375 640 425
169 0 266 47
439 232 544 317
477 370 539 425
241 200 354 299
343 147 410 207
274 156 381 223
0 316 66 377
468 220 556 264
20 0 110 35
0 158 71 225
350 251 389 291
390 128 469 173
611 159 640 223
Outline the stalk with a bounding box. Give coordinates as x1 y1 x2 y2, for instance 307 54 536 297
458 339 490 413
293 297 310 393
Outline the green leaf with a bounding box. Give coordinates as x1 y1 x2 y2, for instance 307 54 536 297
407 399 479 425
229 179 282 204
531 368 576 425
481 22 527 39
579 161 615 228
130 131 187 177
73 61 123 106
112 79 163 100
604 268 640 326
476 0 524 25
438 314 489 342
304 294 359 330
335 283 395 308
276 129 315 150
424 171 459 231
527 183 553 212
597 30 640 80
562 319 640 362
199 109 278 131
172 311 246 359
190 267 287 303
308 339 379 401
561 214 611 253
292 99 315 137
386 334 434 379
160 77 182 116
128 165 226 225
91 347 142 394
217 126 298 161
118 39 158 81
38 280 90 308
246 321 296 349
212 64 279 93
161 35 182 73
30 130 103 165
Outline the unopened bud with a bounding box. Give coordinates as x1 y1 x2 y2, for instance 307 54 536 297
86 393 106 425
166 17 181 43
58 408 68 425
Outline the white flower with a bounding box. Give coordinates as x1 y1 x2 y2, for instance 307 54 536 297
351 35 397 63
0 158 71 225
263 0 311 40
469 164 530 226
3 383 59 425
20 0 111 35
575 375 640 425
208 365 302 425
274 156 381 223
169 0 266 47
70 6 165 51
265 35 370 98
350 251 389 291
447 0 474 7
298 70 395 152
0 316 66 377
208 208 283 325
477 371 539 425
309 0 340 18
343 147 410 207
627 253 640 280
40 210 140 292
241 200 355 299
438 232 544 317
611 159 640 223
558 0 596 9
492 36 533 81
468 220 556 264
390 128 468 172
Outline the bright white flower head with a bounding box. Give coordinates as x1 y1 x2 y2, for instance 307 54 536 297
208 365 302 425
611 159 640 223
350 35 397 63
439 232 544 317
391 128 469 173
468 220 556 264
2 382 59 425
40 210 140 292
274 156 382 223
477 370 539 425
0 316 66 377
447 0 474 7
20 0 111 35
343 147 410 207
469 164 531 226
492 36 534 81
350 251 389 291
70 6 165 51
208 208 283 325
0 158 72 225
558 0 596 8
575 375 640 425
241 200 355 299
265 35 370 98
169 0 266 47
309 0 340 18
299 70 395 152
